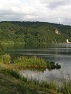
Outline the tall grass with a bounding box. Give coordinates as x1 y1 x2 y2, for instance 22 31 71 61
0 54 11 64
2 54 11 64
14 56 47 68
61 74 71 94
0 68 60 94
0 68 21 79
0 65 71 94
0 53 61 70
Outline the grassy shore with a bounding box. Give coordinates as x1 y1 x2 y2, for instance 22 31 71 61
13 56 61 69
0 63 71 94
0 67 57 94
13 56 47 68
0 66 71 94
0 54 61 69
1 54 70 94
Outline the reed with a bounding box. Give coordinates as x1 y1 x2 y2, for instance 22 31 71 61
14 56 47 68
0 65 71 94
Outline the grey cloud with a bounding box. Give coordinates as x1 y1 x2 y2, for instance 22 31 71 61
41 0 71 9
62 18 71 25
0 10 13 15
48 1 64 9
0 15 22 21
0 11 27 21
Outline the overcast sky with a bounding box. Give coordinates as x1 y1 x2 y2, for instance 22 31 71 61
0 0 71 25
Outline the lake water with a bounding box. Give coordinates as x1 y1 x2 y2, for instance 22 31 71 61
8 43 71 82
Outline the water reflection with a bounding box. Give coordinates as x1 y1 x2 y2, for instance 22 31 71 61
7 43 71 82
19 69 62 82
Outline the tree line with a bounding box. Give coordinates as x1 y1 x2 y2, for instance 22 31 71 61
0 21 71 48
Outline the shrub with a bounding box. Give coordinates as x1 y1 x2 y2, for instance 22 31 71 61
2 54 11 64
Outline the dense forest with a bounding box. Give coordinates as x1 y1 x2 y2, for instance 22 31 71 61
0 21 71 48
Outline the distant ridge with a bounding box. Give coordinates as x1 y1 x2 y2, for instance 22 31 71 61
0 21 71 48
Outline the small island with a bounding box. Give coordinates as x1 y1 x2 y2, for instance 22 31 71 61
0 53 61 70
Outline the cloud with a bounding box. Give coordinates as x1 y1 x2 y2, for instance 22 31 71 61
0 0 71 25
40 0 71 8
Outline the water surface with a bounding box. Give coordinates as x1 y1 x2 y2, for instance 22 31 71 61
8 43 71 82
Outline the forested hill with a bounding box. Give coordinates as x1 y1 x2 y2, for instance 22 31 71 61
0 21 71 48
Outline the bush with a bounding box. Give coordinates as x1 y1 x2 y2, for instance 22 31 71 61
47 62 61 69
2 54 11 64
56 63 61 69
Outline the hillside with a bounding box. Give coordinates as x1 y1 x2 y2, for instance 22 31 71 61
0 21 71 48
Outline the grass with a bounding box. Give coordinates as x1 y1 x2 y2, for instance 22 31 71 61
60 74 71 94
0 54 61 70
0 67 60 94
13 56 61 70
0 64 71 94
13 56 47 68
0 54 69 94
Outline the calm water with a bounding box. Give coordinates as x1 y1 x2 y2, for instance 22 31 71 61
8 43 71 82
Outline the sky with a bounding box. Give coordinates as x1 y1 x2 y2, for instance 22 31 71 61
0 0 71 25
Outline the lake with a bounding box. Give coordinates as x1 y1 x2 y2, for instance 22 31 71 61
7 43 71 82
